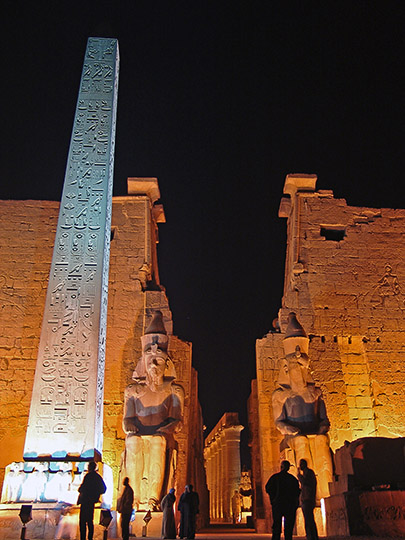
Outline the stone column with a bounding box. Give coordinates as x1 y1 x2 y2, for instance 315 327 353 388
214 437 220 519
204 413 244 522
224 426 244 520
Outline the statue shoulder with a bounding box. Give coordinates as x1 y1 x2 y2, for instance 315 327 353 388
272 386 290 405
124 381 147 399
309 384 323 399
171 383 185 402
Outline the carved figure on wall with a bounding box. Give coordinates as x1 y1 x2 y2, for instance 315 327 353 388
370 263 404 308
122 310 184 510
272 312 333 499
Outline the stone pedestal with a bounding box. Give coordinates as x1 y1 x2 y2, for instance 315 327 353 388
0 504 118 540
1 461 113 507
324 490 405 538
126 510 163 537
359 490 405 537
324 492 370 536
295 506 325 537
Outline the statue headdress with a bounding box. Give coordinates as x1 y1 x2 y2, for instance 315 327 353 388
283 312 309 355
278 312 314 386
141 310 169 352
133 310 176 380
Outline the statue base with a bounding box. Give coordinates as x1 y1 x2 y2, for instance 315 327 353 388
0 461 115 539
127 510 163 537
0 503 118 540
1 461 113 508
295 506 326 537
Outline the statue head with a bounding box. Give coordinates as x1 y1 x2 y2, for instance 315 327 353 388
278 313 315 390
133 310 176 382
144 342 168 384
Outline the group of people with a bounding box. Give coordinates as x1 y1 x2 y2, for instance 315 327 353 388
77 462 199 540
78 458 318 540
266 459 319 540
161 484 200 539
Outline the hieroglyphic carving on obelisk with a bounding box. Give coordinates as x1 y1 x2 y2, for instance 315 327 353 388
24 38 119 461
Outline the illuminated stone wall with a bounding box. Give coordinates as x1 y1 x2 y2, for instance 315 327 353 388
204 412 243 522
250 174 405 531
0 180 208 517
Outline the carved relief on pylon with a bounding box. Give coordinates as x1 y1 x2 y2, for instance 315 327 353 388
369 264 404 308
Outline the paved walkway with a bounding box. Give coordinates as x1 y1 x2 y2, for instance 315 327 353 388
134 523 403 540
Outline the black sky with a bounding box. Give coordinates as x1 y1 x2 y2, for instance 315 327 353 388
2 1 405 465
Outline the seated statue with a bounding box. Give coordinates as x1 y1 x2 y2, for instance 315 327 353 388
122 310 184 510
272 312 333 499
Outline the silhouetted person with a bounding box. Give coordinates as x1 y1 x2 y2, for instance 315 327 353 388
265 460 300 540
161 488 176 539
118 476 134 540
179 484 199 539
78 461 106 540
298 459 319 540
231 489 241 524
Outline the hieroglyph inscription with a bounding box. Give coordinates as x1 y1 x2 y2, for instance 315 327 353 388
24 38 119 459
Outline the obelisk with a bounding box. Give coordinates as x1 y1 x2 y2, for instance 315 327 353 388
23 38 119 461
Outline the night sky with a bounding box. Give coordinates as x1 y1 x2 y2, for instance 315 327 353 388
2 2 405 466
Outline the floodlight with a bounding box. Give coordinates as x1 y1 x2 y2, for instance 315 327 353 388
99 509 113 540
99 509 113 528
19 505 32 540
19 505 32 524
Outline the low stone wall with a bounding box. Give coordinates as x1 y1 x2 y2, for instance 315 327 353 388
360 491 405 537
325 490 405 537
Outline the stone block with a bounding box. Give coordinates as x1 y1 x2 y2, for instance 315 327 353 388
359 490 405 536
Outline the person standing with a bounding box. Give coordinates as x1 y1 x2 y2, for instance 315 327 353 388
161 488 176 539
265 460 300 540
178 484 199 539
78 461 107 540
231 490 241 524
118 477 134 540
298 459 319 540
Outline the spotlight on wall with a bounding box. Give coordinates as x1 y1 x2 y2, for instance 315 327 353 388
19 505 32 539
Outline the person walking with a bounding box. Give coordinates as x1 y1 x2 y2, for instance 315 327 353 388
298 459 319 540
78 461 106 540
161 488 176 539
265 460 300 540
178 484 199 539
117 477 134 540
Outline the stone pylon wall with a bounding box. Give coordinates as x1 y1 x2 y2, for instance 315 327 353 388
251 174 405 532
0 200 58 484
0 181 208 518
